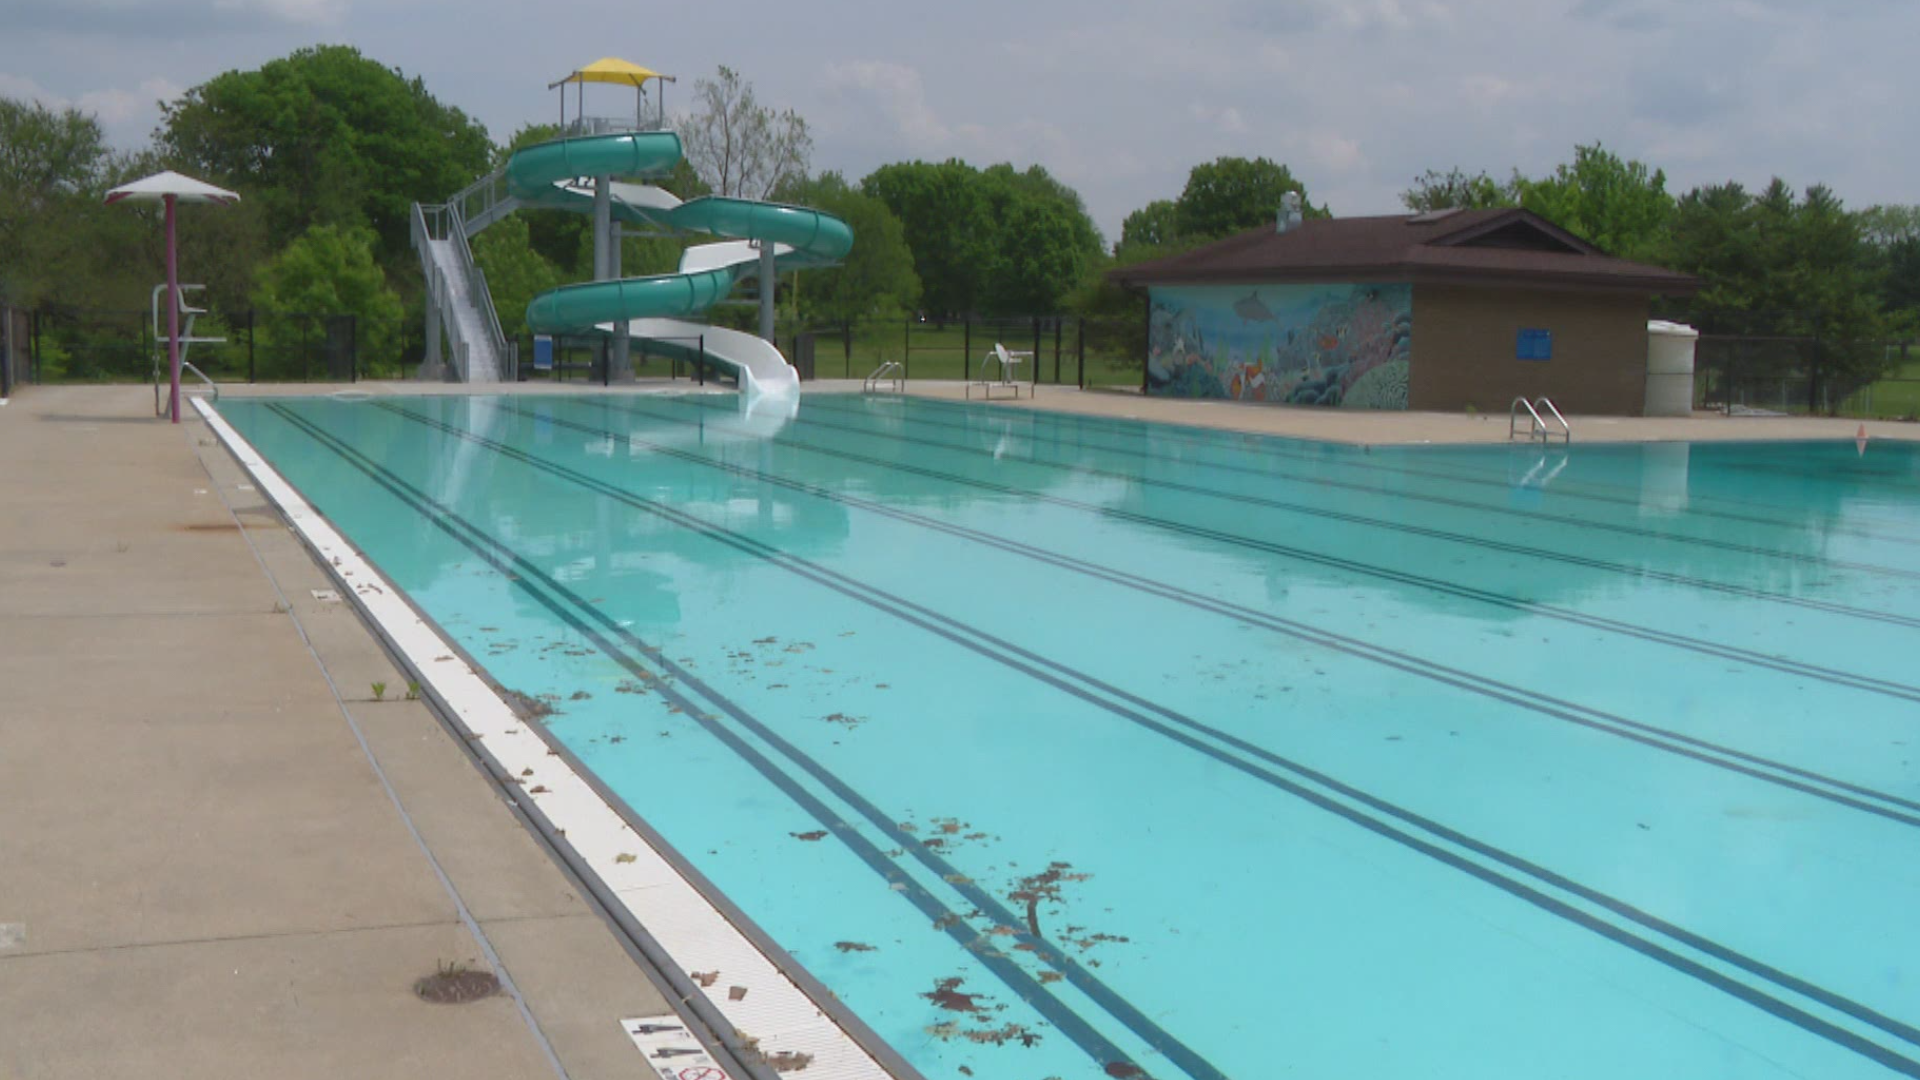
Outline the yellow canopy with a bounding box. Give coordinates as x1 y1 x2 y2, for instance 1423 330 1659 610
550 58 671 89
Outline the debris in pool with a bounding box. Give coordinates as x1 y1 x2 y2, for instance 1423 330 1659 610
528 785 549 794
834 941 876 953
1104 1063 1147 1077
615 853 637 864
822 712 863 728
519 768 534 777
790 830 828 842
1038 971 1063 984
501 690 554 720
875 683 890 690
1008 862 1089 937
753 636 777 644
727 985 748 1001
690 971 719 987
569 690 591 701
767 683 788 690
923 977 986 1013
614 679 648 695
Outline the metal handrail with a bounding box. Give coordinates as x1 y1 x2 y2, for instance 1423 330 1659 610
863 360 903 393
1509 396 1571 443
413 199 515 382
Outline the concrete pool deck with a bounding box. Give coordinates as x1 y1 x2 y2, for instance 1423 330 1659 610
3 378 1911 1076
0 385 687 1079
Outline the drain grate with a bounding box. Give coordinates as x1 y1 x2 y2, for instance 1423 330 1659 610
414 965 499 1004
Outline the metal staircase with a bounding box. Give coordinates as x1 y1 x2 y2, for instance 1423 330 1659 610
410 199 516 383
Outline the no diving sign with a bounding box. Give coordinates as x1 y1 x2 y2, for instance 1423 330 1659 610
621 1014 732 1080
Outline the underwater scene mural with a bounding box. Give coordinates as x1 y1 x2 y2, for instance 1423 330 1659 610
1145 283 1413 408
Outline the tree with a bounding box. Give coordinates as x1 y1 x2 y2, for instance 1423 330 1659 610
252 224 406 373
1119 199 1181 253
472 216 562 340
1858 205 1920 333
773 172 919 322
159 46 493 265
676 66 811 200
1515 143 1672 261
1663 178 1890 405
1400 168 1518 212
0 97 113 304
862 159 994 316
1174 156 1325 240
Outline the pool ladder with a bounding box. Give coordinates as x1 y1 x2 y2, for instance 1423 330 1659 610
1510 396 1571 443
863 361 904 394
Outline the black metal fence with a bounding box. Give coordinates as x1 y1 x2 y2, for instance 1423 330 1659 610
510 315 1145 390
1694 336 1920 419
20 304 416 385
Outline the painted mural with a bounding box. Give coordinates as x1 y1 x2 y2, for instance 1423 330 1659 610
1145 283 1413 409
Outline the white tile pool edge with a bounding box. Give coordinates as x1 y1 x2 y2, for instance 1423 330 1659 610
192 396 896 1080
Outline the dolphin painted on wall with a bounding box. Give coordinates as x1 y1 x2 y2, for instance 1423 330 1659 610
1234 291 1277 322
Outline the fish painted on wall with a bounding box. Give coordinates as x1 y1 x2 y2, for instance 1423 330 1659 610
1147 283 1413 409
1234 291 1277 322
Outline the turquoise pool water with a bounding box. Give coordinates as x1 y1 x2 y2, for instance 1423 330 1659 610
219 392 1920 1080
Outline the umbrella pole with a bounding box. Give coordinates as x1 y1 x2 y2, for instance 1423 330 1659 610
166 193 181 424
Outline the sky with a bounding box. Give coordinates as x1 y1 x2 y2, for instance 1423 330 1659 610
3 0 1914 246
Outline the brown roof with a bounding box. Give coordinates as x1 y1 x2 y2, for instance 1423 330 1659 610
1109 208 1699 295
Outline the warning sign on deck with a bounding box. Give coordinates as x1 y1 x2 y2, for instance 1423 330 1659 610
620 1014 732 1080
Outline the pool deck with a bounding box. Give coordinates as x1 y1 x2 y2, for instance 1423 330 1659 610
0 385 684 1079
3 378 1911 1076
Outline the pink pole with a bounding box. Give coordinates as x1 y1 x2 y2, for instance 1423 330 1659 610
165 193 181 424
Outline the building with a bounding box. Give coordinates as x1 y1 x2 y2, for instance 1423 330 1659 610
1109 204 1698 414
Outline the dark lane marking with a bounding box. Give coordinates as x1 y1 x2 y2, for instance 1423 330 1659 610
695 394 1920 633
610 396 1920 712
370 397 1920 1075
532 395 1920 823
264 403 1193 1080
834 394 1920 543
800 394 1920 564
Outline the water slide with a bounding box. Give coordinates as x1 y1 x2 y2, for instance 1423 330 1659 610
503 131 853 396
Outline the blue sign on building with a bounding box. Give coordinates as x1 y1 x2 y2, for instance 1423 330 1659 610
1516 328 1553 361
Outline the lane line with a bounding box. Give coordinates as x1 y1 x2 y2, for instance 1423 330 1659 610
375 395 1920 1076
266 402 1196 1080
542 395 1920 823
207 400 898 1080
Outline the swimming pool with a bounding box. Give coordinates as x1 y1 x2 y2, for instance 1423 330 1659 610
216 391 1920 1079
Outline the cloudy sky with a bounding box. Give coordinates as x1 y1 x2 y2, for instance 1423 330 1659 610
3 0 1913 244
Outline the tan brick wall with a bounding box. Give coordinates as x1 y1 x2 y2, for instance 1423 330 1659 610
1410 285 1650 415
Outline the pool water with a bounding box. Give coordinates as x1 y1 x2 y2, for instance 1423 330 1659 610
219 392 1920 1080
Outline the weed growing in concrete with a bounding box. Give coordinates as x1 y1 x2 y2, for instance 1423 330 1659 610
371 681 387 701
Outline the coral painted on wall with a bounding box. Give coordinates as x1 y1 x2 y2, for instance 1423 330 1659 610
1145 283 1412 408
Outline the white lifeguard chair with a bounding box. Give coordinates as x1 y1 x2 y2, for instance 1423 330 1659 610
967 342 1030 400
149 283 225 415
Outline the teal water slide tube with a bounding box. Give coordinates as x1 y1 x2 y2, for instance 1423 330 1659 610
504 131 852 392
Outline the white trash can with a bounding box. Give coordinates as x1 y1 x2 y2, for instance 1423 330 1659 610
1645 320 1699 417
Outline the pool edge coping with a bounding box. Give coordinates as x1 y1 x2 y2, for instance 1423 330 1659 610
192 395 926 1080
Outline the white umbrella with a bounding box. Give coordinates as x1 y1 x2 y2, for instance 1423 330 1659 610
105 171 240 423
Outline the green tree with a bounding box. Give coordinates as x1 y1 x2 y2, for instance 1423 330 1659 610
1663 179 1890 404
252 224 406 374
472 216 562 340
1514 143 1672 261
159 46 492 265
1118 199 1181 253
676 66 811 200
0 97 114 305
862 159 994 316
1174 156 1325 240
1858 205 1920 332
1400 168 1519 212
774 172 919 322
